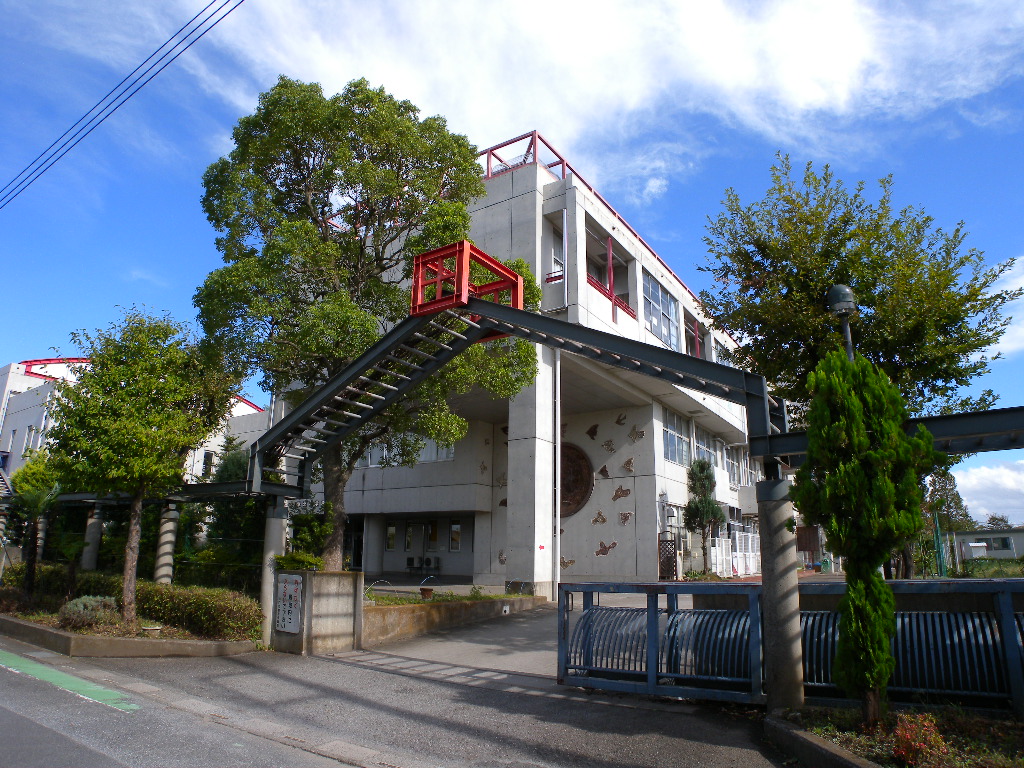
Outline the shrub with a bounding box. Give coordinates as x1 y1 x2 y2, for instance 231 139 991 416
57 595 119 630
273 552 324 571
0 587 25 612
892 713 949 767
133 582 261 640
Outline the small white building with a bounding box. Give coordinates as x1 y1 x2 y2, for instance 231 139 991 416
0 358 264 480
953 528 1024 560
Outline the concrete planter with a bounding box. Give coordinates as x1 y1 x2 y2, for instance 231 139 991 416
0 615 255 658
271 570 364 655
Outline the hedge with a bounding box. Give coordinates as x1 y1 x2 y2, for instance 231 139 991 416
1 563 261 641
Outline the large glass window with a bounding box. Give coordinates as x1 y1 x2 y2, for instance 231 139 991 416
643 271 680 351
663 407 691 466
385 522 396 551
725 447 744 487
426 519 439 551
694 426 717 466
356 439 454 467
449 520 461 552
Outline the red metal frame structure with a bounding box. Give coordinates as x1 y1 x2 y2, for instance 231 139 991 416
410 240 524 339
20 357 90 381
478 131 702 313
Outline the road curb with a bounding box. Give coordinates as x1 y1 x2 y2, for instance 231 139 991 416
0 615 256 657
763 716 882 768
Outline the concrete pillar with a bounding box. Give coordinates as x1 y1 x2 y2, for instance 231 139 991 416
153 503 179 584
757 477 804 713
261 499 289 645
35 516 48 561
81 504 103 571
506 345 556 600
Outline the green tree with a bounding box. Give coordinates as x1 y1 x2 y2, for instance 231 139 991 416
683 458 726 574
923 467 976 533
701 156 1020 418
195 76 538 571
983 513 1012 530
792 351 941 724
9 451 61 598
47 309 240 623
199 436 266 566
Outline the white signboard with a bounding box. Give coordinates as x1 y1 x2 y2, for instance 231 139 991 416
276 574 303 633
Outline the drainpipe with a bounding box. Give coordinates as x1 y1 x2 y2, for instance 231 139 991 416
553 348 562 599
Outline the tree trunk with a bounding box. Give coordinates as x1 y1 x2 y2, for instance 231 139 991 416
122 490 144 624
900 543 915 580
700 534 709 574
23 517 39 598
862 687 882 726
320 445 352 571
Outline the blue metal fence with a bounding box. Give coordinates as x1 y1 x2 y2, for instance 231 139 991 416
557 580 1024 713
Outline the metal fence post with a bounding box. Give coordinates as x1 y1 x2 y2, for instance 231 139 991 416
994 588 1024 717
646 592 659 694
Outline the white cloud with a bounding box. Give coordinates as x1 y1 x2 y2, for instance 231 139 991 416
992 258 1024 357
953 458 1024 526
125 268 169 288
11 0 1024 186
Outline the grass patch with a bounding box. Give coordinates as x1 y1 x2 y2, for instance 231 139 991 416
365 589 522 606
801 706 1024 767
13 610 205 640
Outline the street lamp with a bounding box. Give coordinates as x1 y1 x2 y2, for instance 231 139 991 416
826 284 857 362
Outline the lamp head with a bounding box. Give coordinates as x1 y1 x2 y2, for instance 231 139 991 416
826 284 857 317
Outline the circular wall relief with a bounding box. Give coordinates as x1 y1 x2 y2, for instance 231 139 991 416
561 443 594 517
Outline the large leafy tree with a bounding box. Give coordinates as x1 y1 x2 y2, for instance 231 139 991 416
47 309 240 623
195 76 538 571
701 156 1021 418
792 351 941 725
683 458 726 574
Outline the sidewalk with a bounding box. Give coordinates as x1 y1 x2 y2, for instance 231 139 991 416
0 604 789 768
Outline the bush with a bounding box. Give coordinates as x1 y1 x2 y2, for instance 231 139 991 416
0 587 25 612
3 563 261 640
133 582 261 640
273 552 324 571
57 595 119 630
892 713 949 767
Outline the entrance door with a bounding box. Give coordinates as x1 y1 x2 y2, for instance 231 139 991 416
406 522 425 566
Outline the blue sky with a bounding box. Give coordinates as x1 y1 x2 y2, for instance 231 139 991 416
2 0 1023 524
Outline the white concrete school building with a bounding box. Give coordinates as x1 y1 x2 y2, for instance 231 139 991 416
346 133 763 593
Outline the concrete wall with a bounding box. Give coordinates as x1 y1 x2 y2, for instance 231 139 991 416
271 570 363 655
362 595 547 648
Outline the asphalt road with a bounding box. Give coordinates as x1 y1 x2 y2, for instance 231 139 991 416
0 644 344 768
0 603 786 768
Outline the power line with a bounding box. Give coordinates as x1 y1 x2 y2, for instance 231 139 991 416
0 0 247 212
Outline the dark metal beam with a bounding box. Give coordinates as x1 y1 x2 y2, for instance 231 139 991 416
461 299 781 441
750 405 1024 459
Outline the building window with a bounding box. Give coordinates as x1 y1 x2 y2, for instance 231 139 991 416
449 520 461 552
426 519 439 551
385 522 396 551
355 439 453 467
643 271 680 351
202 450 215 478
714 340 734 367
695 426 717 466
725 447 743 487
663 407 690 466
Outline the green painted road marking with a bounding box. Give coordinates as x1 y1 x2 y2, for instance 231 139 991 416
0 650 139 712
